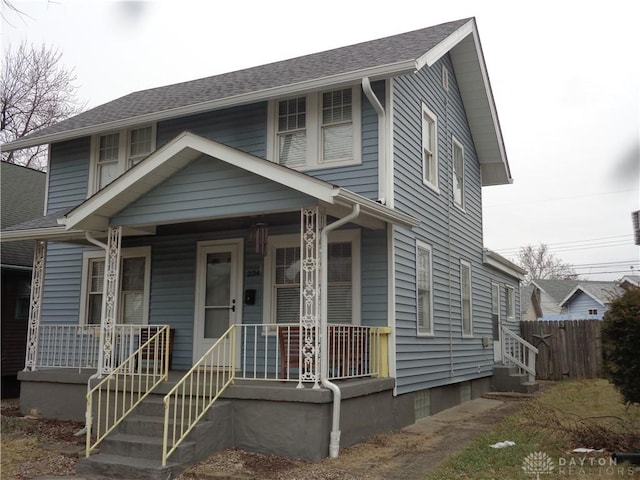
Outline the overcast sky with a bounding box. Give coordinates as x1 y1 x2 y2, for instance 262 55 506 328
2 0 639 281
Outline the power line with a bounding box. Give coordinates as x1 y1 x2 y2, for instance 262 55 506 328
483 189 639 208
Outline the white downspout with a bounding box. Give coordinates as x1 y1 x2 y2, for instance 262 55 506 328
361 77 386 205
320 203 360 458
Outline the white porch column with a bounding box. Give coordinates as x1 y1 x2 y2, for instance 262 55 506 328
24 240 47 371
98 226 122 375
299 207 325 388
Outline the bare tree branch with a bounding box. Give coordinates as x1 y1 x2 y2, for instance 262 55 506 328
516 243 578 283
1 41 84 170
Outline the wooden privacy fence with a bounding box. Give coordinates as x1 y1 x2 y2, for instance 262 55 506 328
519 320 603 380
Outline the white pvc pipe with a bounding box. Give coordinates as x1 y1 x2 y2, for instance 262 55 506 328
320 204 360 458
361 77 387 205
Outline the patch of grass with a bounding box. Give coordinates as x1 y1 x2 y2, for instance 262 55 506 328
428 380 640 480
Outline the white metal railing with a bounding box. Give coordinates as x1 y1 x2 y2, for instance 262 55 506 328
501 326 538 382
236 324 383 382
25 324 166 372
86 325 171 457
162 325 236 466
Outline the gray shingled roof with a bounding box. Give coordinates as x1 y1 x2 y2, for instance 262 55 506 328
533 278 624 305
4 18 470 148
0 162 46 267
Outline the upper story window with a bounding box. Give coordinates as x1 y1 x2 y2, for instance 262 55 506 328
460 260 472 336
452 137 465 209
269 87 361 170
422 103 438 191
416 241 434 336
90 125 156 195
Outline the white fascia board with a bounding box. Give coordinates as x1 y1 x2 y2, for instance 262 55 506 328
483 249 526 281
415 19 475 70
2 62 415 152
559 286 606 308
0 227 86 242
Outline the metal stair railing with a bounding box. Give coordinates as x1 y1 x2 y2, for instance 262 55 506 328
86 325 170 457
162 325 236 466
501 326 538 383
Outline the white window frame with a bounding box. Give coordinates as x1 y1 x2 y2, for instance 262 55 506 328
79 246 151 325
267 86 361 170
416 241 434 336
452 136 465 210
262 230 361 326
460 259 473 337
422 103 438 191
505 284 515 321
88 124 156 196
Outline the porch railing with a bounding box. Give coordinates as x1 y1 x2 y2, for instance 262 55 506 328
85 326 171 457
162 325 236 467
501 326 538 383
25 324 165 372
236 324 385 382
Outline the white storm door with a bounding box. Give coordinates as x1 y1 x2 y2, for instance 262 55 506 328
193 239 243 365
492 282 502 363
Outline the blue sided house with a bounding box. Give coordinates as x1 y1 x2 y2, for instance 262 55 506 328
1 18 537 479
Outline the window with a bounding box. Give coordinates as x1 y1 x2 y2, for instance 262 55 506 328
90 125 156 194
422 104 438 190
80 247 151 325
460 260 472 336
505 285 515 321
270 87 361 169
452 137 465 209
442 66 450 91
416 242 433 336
588 308 598 315
264 230 360 325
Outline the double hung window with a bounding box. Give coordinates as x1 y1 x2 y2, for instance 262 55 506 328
452 138 465 209
272 87 360 169
265 231 360 325
91 125 155 194
81 247 151 325
460 260 472 336
416 242 434 335
422 104 438 190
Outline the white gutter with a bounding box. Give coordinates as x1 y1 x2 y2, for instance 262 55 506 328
361 77 386 204
320 203 360 458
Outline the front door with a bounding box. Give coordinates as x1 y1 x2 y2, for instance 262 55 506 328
492 282 502 363
193 239 243 365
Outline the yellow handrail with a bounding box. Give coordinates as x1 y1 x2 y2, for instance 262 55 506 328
162 325 236 466
86 325 170 457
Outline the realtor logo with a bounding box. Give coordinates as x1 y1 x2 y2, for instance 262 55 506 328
522 451 555 479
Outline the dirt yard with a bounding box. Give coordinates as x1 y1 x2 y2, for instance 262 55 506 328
1 395 527 480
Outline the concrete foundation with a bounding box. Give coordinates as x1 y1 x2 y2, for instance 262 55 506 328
18 370 492 461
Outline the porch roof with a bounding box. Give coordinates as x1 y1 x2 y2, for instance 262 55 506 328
2 132 418 241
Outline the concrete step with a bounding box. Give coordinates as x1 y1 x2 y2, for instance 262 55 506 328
492 365 540 394
76 453 179 480
100 432 195 463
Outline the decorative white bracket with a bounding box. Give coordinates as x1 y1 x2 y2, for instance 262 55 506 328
98 226 122 375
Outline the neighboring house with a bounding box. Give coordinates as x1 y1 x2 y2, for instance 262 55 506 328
0 162 46 397
1 18 534 474
619 275 640 290
527 279 624 320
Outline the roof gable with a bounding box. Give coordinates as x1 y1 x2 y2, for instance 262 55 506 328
60 131 418 232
